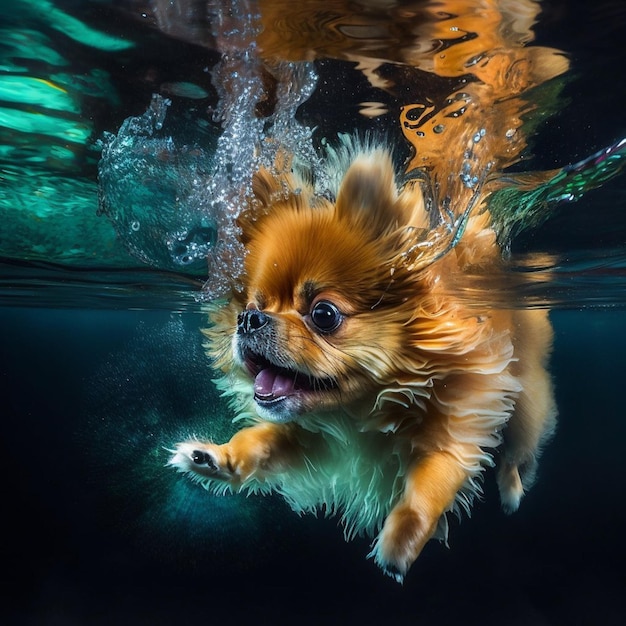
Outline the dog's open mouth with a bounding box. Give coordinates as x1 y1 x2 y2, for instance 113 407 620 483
243 351 337 405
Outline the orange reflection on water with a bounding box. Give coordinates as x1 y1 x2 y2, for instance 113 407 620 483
258 0 569 220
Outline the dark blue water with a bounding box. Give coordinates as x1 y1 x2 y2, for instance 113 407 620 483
2 1 626 625
2 306 625 624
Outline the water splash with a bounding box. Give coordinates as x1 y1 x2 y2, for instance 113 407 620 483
197 0 319 298
195 55 319 297
98 0 319 296
98 95 220 274
488 137 626 246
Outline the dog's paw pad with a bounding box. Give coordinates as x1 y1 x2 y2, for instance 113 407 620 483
167 441 229 483
191 449 218 471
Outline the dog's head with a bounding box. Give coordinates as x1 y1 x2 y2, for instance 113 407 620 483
219 148 452 423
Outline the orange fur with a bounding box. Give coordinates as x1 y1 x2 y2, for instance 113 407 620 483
169 146 557 581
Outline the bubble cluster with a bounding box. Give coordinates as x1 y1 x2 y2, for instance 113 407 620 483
195 47 319 299
98 2 319 297
98 96 220 274
460 128 490 190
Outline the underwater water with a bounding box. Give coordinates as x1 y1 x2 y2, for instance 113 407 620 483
1 0 626 624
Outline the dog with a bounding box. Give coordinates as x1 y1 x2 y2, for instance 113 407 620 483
168 138 557 582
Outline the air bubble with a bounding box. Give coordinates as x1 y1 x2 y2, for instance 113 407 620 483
473 129 486 143
433 124 445 134
445 107 466 118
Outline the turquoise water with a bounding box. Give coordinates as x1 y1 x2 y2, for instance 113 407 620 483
2 1 626 624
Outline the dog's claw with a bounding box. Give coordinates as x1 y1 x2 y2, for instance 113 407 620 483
383 565 405 585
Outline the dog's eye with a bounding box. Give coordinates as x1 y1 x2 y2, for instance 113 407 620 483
310 300 343 333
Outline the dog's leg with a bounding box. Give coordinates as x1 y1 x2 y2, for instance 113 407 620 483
372 451 467 582
497 309 557 513
497 373 556 513
169 422 303 488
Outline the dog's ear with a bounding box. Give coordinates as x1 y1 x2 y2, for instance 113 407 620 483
239 165 311 244
236 168 278 245
335 151 419 237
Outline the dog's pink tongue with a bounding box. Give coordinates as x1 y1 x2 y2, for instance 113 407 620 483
254 369 294 399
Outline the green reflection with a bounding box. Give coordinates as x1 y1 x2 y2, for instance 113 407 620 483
0 106 91 142
0 1 135 272
9 0 134 52
0 28 68 68
489 139 626 241
0 166 136 266
0 75 79 111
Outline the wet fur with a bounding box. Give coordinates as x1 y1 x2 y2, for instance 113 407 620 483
169 143 557 582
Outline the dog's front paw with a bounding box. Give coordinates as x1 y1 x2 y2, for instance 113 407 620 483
370 506 433 583
168 440 236 485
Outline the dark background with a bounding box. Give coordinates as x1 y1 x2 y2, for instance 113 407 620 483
1 307 625 625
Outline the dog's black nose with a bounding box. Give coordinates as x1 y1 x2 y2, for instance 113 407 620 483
237 308 270 334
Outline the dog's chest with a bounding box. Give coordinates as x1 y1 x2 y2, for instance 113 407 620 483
274 413 413 538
